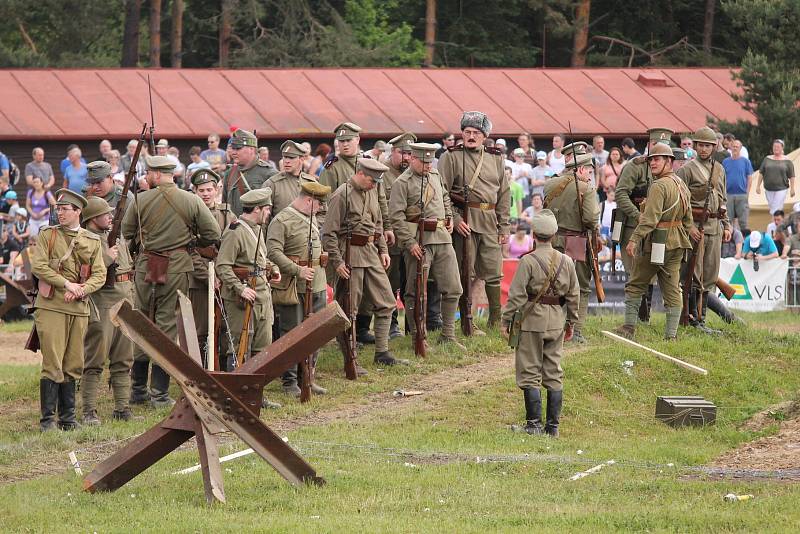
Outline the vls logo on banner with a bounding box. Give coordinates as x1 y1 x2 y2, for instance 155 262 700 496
718 258 788 312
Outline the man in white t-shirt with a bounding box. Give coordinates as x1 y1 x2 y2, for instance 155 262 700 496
592 136 609 167
510 147 533 193
547 134 566 175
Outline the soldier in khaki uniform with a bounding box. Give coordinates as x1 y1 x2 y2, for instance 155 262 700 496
322 158 402 367
122 156 221 408
321 122 395 344
676 126 732 334
267 181 331 396
188 169 234 365
80 195 136 425
614 128 674 317
616 144 693 340
389 142 463 348
501 210 579 437
438 111 510 330
216 190 281 391
31 189 106 431
221 129 277 217
543 153 599 343
263 140 321 218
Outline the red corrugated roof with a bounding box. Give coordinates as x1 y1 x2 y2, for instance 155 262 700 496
0 67 753 140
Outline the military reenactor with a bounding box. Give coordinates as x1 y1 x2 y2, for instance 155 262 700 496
122 156 221 408
188 169 235 364
267 181 331 396
676 126 732 334
216 189 281 409
263 140 322 218
561 141 589 165
438 111 510 331
615 144 693 340
221 129 277 217
87 160 131 207
389 142 464 348
322 158 402 367
30 190 106 431
543 153 599 343
501 209 579 437
614 127 674 319
80 197 136 424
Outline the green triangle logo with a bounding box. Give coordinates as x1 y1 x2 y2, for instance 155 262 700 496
728 264 752 300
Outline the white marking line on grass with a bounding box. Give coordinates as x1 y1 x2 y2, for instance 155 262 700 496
68 451 82 476
174 448 255 475
569 460 615 481
601 330 709 375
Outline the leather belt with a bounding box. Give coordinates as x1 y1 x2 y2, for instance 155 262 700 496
115 273 133 283
147 246 188 255
692 207 720 219
557 228 586 237
287 254 329 267
350 233 381 246
531 294 566 306
656 220 682 229
467 201 495 210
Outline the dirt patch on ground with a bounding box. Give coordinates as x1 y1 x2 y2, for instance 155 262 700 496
0 330 40 365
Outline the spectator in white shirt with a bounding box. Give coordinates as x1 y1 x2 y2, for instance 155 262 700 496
530 151 552 198
547 134 566 175
591 135 609 167
510 147 533 197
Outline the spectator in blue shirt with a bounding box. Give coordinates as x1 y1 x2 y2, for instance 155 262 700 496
743 230 779 260
722 140 753 230
62 146 88 194
0 151 9 181
60 144 86 175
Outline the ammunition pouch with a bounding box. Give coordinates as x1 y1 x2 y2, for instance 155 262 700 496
232 266 251 282
558 229 588 263
37 279 54 299
195 245 218 260
144 251 170 285
692 207 722 220
270 275 299 306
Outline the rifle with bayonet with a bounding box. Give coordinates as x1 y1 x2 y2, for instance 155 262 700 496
680 159 715 325
236 222 264 367
457 147 475 336
335 181 359 380
105 123 146 289
414 173 428 357
300 207 315 402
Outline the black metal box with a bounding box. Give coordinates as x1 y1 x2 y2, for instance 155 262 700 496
655 396 716 427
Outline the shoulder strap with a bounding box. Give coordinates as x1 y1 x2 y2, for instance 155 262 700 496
520 251 561 322
544 177 572 207
467 148 486 189
159 187 194 231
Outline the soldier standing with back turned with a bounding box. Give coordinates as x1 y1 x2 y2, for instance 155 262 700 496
438 111 510 332
122 155 221 408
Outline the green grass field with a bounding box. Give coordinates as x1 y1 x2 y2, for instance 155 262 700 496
1 310 799 533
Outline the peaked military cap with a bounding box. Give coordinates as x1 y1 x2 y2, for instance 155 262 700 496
191 168 221 187
460 111 492 136
647 143 675 159
145 155 176 172
156 138 170 148
280 140 305 158
531 209 558 238
301 180 332 200
229 129 258 149
562 141 589 159
55 188 88 210
334 122 362 141
671 147 686 161
389 132 418 152
240 188 271 208
81 196 113 224
86 160 112 184
692 126 718 145
574 153 595 168
357 157 388 182
409 142 438 163
648 127 674 144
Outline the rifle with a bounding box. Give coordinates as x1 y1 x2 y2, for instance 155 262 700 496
147 75 156 153
414 174 428 357
335 181 358 380
716 278 736 300
458 148 475 336
680 160 715 325
236 222 263 367
105 123 146 289
300 207 314 402
567 123 605 302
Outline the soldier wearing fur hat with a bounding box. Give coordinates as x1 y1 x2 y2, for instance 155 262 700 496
615 144 693 341
389 142 463 348
614 127 675 321
122 155 221 408
676 126 732 335
322 157 404 369
501 209 579 437
80 196 136 425
438 111 511 332
543 153 599 344
31 189 106 431
221 129 277 217
267 181 331 397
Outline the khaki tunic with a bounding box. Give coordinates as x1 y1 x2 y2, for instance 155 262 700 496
262 171 317 219
626 173 693 307
438 145 510 286
500 242 579 390
321 154 390 232
222 160 277 217
543 172 599 296
216 219 278 356
31 225 106 382
677 158 731 291
614 156 650 271
383 161 406 292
